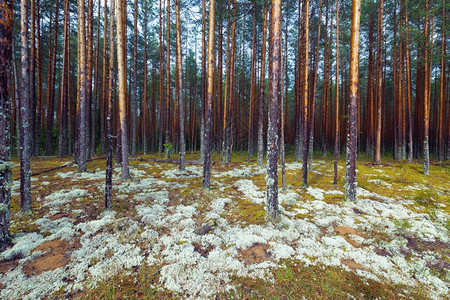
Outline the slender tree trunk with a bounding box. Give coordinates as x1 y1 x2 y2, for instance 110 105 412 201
405 0 413 162
0 0 13 249
36 0 42 157
105 0 115 209
226 0 236 164
322 2 329 157
86 0 94 159
200 0 206 161
12 36 20 159
266 0 282 222
222 0 231 165
30 0 36 156
176 0 185 170
344 0 361 202
438 0 445 161
116 0 129 179
100 0 108 155
333 0 340 185
423 0 430 175
302 0 310 187
366 16 375 158
257 3 268 166
77 0 88 173
143 3 149 154
20 0 32 213
164 0 171 159
280 10 286 192
202 0 215 189
308 0 323 171
131 0 138 157
247 3 257 160
58 0 70 157
374 0 383 165
91 0 101 157
45 0 59 157
158 0 164 155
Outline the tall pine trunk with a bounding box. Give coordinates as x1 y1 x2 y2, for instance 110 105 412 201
200 0 206 161
158 0 164 155
423 0 430 175
301 0 310 187
202 0 215 189
374 0 383 165
105 0 115 209
257 3 268 166
116 0 130 179
438 1 445 161
131 0 138 157
30 0 36 156
344 0 361 202
58 0 70 157
20 0 32 213
333 0 340 185
266 0 282 222
308 0 323 171
176 0 185 170
0 0 13 249
165 0 171 159
77 0 87 173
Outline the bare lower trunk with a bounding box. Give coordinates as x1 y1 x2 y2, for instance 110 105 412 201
116 0 130 179
301 0 310 187
333 0 340 185
20 0 32 213
344 0 361 202
200 0 206 162
0 0 13 248
266 0 282 222
257 4 268 166
105 0 115 209
202 0 215 189
131 0 138 157
176 0 185 170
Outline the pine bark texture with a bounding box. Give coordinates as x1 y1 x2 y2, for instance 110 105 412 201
165 0 171 159
116 0 130 179
77 0 87 173
131 0 138 157
202 0 215 189
438 1 445 162
308 0 323 171
344 0 361 202
257 4 268 166
20 0 32 213
266 0 282 222
59 0 70 157
302 0 310 187
374 0 384 165
423 0 430 175
0 0 13 248
333 0 340 185
200 0 206 162
105 0 115 209
176 0 185 170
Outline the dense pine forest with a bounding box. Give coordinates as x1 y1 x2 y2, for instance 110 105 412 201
0 0 449 298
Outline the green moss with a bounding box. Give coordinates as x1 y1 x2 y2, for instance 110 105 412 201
236 199 266 225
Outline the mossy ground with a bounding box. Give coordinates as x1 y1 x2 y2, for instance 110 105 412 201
5 151 449 299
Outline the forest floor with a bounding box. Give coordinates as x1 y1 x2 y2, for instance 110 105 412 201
0 152 448 299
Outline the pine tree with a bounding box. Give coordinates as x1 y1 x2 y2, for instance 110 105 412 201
0 0 13 249
344 0 362 202
266 0 282 221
